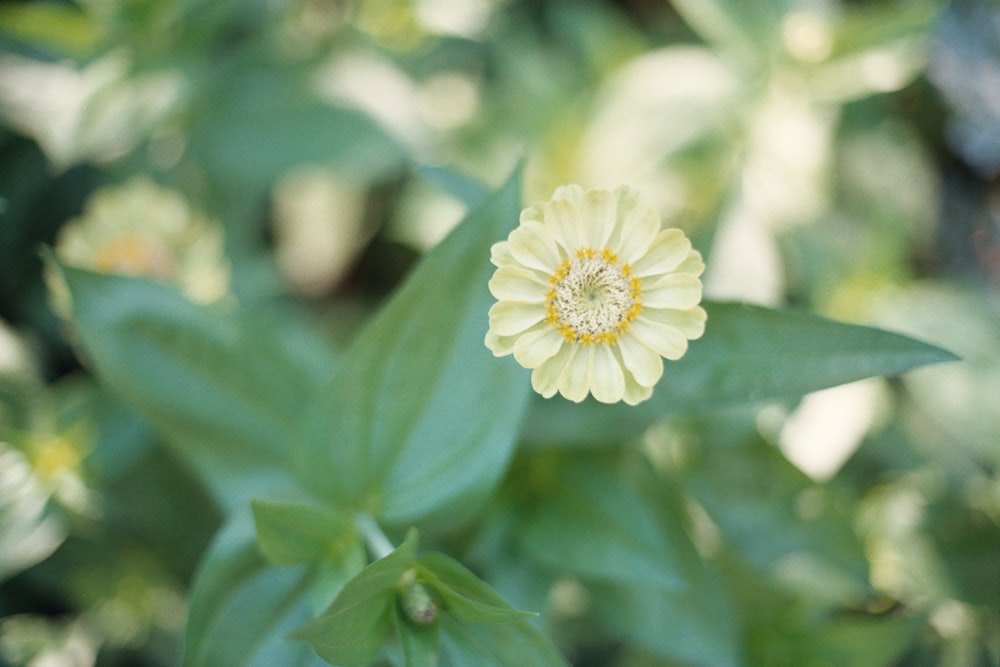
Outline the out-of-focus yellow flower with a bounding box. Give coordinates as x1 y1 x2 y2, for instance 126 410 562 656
486 185 706 405
46 178 229 318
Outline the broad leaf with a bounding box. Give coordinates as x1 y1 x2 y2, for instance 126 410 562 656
182 515 331 667
522 300 958 445
251 500 356 566
187 64 405 192
518 457 686 590
58 265 336 508
683 435 870 603
294 165 530 525
293 530 419 666
439 615 568 667
393 608 440 667
417 553 535 624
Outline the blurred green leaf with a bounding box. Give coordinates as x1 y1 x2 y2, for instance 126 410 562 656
592 562 739 667
518 457 686 590
57 266 337 509
187 64 405 193
393 606 439 667
670 0 790 61
683 436 870 603
523 301 958 445
294 165 530 526
0 3 100 57
417 553 535 624
293 529 419 666
925 497 1000 608
251 500 356 566
439 613 569 667
810 613 924 667
182 515 331 667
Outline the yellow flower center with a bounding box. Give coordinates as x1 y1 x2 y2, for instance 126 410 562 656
545 247 642 345
94 233 175 279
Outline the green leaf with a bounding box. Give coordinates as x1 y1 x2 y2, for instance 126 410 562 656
393 607 440 667
683 435 870 602
592 564 740 667
251 500 356 566
0 3 100 57
439 615 568 667
57 265 336 509
417 553 536 624
522 301 958 445
670 0 791 61
294 165 531 526
810 614 924 667
517 457 686 590
182 515 331 667
187 64 404 192
293 530 419 666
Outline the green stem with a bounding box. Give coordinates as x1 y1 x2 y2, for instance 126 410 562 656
355 513 394 560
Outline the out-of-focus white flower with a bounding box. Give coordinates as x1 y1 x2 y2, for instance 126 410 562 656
486 185 706 405
47 178 229 318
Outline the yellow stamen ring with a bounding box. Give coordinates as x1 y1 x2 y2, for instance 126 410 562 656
545 246 643 345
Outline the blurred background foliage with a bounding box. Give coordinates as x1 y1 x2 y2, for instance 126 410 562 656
0 0 997 666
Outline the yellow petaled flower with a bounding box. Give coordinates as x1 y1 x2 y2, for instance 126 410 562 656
485 185 706 405
46 178 229 319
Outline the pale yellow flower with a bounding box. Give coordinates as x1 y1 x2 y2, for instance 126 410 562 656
485 185 706 405
46 178 229 319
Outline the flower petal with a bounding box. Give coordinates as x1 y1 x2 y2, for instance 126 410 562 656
622 372 654 406
507 220 560 273
532 343 575 398
559 345 592 403
632 229 691 277
490 240 517 268
485 328 519 357
551 184 586 207
589 344 626 403
513 326 566 368
519 201 546 225
488 301 546 336
579 189 616 249
629 316 689 360
641 306 707 340
544 198 583 254
641 273 703 309
616 334 664 387
674 251 705 277
489 266 548 303
616 203 660 264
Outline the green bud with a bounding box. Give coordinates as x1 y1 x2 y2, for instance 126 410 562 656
399 578 440 625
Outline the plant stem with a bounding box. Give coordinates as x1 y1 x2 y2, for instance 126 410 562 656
355 513 394 560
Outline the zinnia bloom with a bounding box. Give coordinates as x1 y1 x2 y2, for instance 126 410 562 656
485 185 706 405
46 178 229 319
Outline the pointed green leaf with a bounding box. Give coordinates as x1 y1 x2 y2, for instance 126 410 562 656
439 615 569 667
293 530 419 666
518 457 686 590
251 500 356 566
417 553 535 624
182 515 333 667
56 265 337 508
523 301 958 445
295 165 530 525
393 607 440 667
